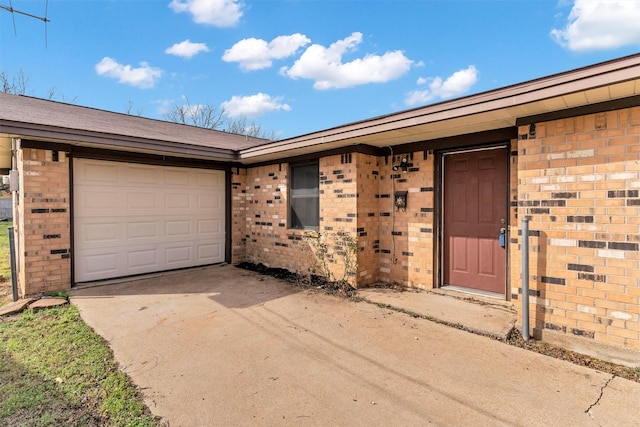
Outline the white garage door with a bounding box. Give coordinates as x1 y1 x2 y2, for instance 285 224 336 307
74 158 225 282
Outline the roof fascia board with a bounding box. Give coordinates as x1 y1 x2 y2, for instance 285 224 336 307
1 121 238 160
245 144 380 168
239 55 640 160
516 94 640 126
19 139 238 170
388 127 518 155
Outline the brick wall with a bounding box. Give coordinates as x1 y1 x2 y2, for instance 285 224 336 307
16 146 71 296
231 159 358 281
318 154 358 284
355 153 379 286
233 163 307 270
231 167 247 263
233 151 437 289
514 107 640 350
377 151 436 289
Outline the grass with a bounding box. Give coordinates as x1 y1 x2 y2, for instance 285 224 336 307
0 220 12 301
0 305 160 426
0 221 159 425
0 220 11 281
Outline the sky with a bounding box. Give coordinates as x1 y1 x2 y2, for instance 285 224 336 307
1 0 640 140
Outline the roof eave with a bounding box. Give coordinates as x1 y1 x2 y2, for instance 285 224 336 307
238 53 640 161
0 121 238 161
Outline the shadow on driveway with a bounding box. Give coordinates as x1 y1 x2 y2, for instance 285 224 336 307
72 264 299 309
70 264 640 426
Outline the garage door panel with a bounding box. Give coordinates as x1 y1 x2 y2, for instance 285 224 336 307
127 165 159 185
74 159 226 282
198 243 223 261
165 220 191 237
77 189 122 213
127 221 159 240
127 192 158 211
165 169 191 186
197 171 222 188
76 251 120 279
197 218 221 235
78 161 119 184
165 246 192 265
127 248 160 270
197 194 221 209
164 193 191 210
81 222 119 243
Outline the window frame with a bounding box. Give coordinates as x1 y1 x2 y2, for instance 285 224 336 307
289 160 320 230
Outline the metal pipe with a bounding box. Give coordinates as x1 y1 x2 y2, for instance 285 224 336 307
521 218 530 341
9 226 18 302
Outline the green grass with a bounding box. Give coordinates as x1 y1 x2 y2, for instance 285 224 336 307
0 220 11 283
0 305 160 426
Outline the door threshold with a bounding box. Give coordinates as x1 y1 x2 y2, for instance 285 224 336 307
440 285 504 299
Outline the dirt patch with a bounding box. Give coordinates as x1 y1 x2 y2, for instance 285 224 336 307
504 329 639 383
235 262 356 297
0 279 11 303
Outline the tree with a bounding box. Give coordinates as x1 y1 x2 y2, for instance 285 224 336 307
163 97 277 140
1 69 76 103
124 100 144 117
1 69 30 95
163 97 226 129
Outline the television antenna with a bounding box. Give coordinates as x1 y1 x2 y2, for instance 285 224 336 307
1 0 50 46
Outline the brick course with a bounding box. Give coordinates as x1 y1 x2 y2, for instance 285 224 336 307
513 106 640 350
16 146 71 296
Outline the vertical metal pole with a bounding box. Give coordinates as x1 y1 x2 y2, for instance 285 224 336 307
521 218 530 341
8 226 18 302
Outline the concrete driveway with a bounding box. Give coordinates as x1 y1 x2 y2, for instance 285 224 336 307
70 265 640 426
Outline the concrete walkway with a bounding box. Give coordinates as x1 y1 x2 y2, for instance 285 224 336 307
355 287 517 339
70 265 640 426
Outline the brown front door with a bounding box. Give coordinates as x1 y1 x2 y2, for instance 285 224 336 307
443 148 507 294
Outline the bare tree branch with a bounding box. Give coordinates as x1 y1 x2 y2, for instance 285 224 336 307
163 97 226 130
1 69 77 104
125 100 144 116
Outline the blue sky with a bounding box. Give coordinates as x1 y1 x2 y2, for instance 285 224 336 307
2 0 640 139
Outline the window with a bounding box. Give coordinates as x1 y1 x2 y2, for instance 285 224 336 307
289 161 319 229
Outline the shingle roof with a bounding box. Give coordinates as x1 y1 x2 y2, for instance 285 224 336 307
0 93 270 158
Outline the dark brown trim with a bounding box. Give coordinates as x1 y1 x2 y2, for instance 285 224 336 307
20 140 72 152
516 95 640 126
71 145 237 170
20 140 239 170
247 144 379 168
225 169 232 264
384 127 518 156
505 142 514 301
69 155 76 287
20 129 520 171
433 150 443 289
245 129 518 168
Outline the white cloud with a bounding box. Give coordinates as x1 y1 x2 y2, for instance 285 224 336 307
280 32 413 90
222 33 310 71
165 39 210 58
221 93 291 118
551 0 640 51
95 57 162 89
405 66 478 106
169 0 243 27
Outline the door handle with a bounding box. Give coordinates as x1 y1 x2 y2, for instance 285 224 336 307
499 227 506 248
